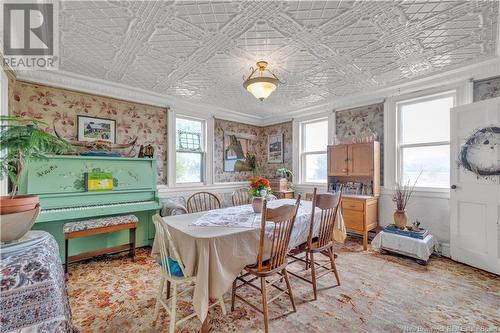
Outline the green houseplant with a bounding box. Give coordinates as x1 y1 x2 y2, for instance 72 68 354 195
0 116 72 215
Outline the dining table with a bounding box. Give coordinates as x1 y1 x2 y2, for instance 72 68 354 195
151 198 346 332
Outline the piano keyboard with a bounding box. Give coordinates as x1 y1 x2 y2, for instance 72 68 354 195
41 200 158 214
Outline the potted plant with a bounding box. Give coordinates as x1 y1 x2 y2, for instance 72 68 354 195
277 167 293 181
392 173 420 229
249 177 272 213
0 116 72 216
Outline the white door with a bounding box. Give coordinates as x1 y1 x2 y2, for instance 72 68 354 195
450 97 500 275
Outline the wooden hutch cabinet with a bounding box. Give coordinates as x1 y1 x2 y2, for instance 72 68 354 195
327 141 380 250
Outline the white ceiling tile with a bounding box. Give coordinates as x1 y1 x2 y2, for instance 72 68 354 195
57 0 499 116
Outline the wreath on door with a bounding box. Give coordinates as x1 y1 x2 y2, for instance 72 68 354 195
458 126 500 176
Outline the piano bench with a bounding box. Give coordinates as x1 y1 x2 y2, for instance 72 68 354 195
63 214 139 273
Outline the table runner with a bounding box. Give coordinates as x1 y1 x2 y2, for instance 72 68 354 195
151 199 346 324
191 199 347 245
0 231 77 333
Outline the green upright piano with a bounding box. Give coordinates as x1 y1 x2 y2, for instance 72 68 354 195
17 155 162 262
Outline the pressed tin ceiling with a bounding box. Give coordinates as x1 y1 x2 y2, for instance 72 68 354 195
57 0 499 116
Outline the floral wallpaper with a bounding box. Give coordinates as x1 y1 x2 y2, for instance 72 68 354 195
335 103 384 184
9 81 168 184
473 76 500 102
213 119 293 183
257 122 293 179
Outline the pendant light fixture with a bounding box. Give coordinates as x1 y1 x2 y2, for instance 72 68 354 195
243 61 280 101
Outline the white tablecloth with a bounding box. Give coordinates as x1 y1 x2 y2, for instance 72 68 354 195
371 231 438 261
151 199 346 322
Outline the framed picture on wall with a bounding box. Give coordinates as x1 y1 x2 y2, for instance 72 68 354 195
268 133 283 163
77 115 116 143
223 131 257 172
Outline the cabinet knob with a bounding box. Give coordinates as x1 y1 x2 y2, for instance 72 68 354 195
451 185 457 189
342 168 348 172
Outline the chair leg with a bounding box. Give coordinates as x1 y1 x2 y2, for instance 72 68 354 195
309 251 318 300
231 279 236 311
261 277 269 333
153 276 165 324
169 283 177 333
329 248 341 286
282 269 297 312
219 296 227 315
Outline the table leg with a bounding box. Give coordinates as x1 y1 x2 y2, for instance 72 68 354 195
200 316 209 333
363 231 368 251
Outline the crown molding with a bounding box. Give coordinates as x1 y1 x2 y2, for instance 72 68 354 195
260 57 500 123
14 56 500 127
15 69 265 126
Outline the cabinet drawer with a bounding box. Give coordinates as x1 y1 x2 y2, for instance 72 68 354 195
342 200 364 212
342 209 365 231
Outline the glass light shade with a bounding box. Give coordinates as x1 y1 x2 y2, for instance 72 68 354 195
243 77 278 101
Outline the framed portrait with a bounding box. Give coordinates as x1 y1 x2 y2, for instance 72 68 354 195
268 133 283 163
77 115 116 143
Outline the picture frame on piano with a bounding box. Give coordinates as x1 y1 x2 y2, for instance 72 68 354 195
77 115 116 143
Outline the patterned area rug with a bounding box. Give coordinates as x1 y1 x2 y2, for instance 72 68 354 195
67 238 500 333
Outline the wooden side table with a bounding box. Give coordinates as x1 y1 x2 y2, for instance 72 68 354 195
273 190 294 199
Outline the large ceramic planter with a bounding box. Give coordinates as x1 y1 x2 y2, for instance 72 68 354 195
1 205 40 243
393 210 408 229
0 195 39 215
252 197 264 213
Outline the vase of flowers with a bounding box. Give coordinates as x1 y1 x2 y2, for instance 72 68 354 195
249 177 272 213
392 174 420 229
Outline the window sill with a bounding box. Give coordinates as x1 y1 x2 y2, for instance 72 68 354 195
381 187 450 199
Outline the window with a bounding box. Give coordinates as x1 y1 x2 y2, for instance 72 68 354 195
397 92 455 189
175 116 205 183
300 119 328 183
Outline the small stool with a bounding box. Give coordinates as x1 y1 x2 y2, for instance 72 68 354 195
371 230 438 265
63 214 138 273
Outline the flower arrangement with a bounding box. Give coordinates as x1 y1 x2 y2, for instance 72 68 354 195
392 174 421 211
392 172 421 229
249 177 272 197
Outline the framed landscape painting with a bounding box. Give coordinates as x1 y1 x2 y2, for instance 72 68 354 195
77 115 116 143
223 131 256 172
268 133 283 163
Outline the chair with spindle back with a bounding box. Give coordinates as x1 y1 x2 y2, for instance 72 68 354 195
231 188 251 206
231 196 301 333
151 214 226 333
186 192 221 213
287 187 343 300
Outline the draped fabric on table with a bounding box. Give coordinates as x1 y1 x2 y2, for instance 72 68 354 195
151 199 346 322
0 231 77 332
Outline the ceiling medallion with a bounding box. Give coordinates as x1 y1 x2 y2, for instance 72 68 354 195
243 61 281 101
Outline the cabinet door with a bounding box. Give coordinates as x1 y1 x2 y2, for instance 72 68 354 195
328 145 348 176
348 144 373 176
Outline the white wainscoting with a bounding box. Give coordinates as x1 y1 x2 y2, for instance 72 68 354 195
294 184 451 257
157 183 249 208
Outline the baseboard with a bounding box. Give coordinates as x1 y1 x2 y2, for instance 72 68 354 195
440 242 451 258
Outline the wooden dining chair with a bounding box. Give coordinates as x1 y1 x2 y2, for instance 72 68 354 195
186 192 221 213
287 188 342 300
231 188 251 206
231 196 301 333
151 214 226 333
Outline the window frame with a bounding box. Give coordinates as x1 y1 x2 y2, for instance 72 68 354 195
396 91 456 190
299 117 329 185
174 115 206 185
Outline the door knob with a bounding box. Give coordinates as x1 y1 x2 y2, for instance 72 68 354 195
451 185 457 189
